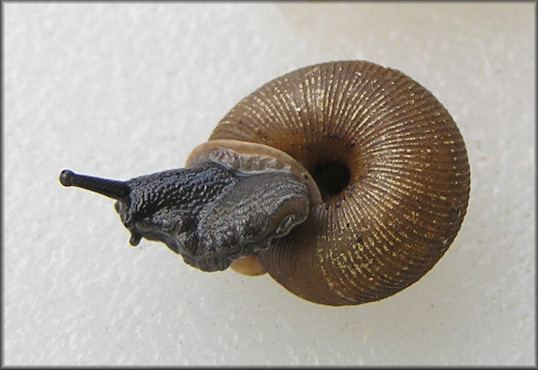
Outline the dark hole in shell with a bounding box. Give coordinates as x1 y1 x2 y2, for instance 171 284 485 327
311 160 351 202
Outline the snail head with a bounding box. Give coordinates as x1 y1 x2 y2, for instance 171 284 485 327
59 160 311 272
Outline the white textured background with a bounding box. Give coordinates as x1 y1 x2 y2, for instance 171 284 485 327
4 2 535 366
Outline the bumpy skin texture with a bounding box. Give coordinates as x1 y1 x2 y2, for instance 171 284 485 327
209 60 471 305
115 163 310 271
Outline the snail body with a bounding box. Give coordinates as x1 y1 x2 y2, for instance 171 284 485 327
60 60 470 306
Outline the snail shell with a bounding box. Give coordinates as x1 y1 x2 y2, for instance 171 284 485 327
59 60 470 307
204 60 470 306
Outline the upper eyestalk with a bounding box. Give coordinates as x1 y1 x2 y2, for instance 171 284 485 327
59 169 130 200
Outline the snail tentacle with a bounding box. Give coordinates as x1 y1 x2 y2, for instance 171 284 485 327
59 169 130 200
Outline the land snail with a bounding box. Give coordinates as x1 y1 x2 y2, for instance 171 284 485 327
59 60 470 306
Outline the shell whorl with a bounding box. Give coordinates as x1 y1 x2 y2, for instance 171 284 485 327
209 60 470 306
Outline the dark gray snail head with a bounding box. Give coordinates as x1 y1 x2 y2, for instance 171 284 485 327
59 161 311 272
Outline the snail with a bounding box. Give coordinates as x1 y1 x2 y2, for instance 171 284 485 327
59 60 470 306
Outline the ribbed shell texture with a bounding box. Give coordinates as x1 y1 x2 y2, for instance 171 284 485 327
209 61 470 306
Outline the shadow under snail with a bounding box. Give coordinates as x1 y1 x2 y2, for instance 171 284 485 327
59 60 470 306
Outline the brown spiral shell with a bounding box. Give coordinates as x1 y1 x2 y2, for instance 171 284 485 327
208 60 470 306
